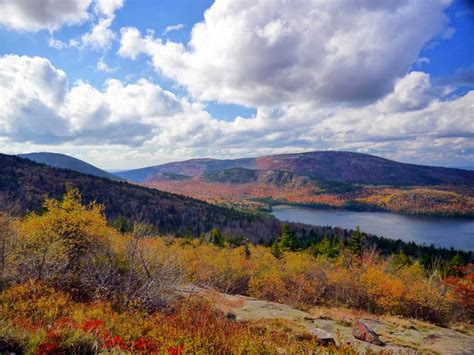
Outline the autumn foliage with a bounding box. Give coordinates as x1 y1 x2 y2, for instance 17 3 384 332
0 188 472 353
443 264 474 317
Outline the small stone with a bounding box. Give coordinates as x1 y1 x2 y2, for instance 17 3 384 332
225 311 237 321
309 328 336 346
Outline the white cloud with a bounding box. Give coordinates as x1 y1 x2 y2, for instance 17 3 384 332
1 54 472 168
162 24 184 35
415 57 431 67
74 0 124 50
48 37 69 49
0 0 124 33
0 0 92 31
377 72 436 113
79 15 116 50
95 57 117 72
0 55 183 146
93 0 123 17
0 55 71 143
2 0 125 51
118 0 449 107
441 26 455 39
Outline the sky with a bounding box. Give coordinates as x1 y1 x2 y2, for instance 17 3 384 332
0 0 473 170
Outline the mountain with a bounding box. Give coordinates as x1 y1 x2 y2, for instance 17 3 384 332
118 151 474 186
252 151 474 186
121 151 474 217
117 158 255 182
0 154 279 242
19 152 121 181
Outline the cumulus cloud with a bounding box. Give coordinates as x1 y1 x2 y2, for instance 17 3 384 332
118 0 449 107
1 54 472 168
377 72 436 112
0 0 124 33
0 55 71 143
0 0 92 31
2 0 125 51
0 55 183 146
68 0 124 50
93 0 123 17
79 15 116 49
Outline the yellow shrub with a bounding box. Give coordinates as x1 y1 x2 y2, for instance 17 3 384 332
360 266 405 313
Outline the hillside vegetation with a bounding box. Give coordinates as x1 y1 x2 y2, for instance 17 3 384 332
0 189 472 353
148 178 474 217
0 154 279 243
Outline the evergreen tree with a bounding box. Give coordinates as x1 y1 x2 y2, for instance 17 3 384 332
271 224 300 258
110 214 133 233
278 224 300 252
312 236 340 258
390 251 412 270
348 225 365 256
210 227 224 247
271 240 283 259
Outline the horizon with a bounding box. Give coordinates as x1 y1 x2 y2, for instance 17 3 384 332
15 149 474 172
1 0 473 170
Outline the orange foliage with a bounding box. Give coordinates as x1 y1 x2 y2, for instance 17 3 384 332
0 281 333 353
444 264 474 311
146 180 474 216
360 266 405 313
146 180 346 210
357 187 474 216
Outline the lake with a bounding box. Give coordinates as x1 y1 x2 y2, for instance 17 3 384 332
272 205 474 251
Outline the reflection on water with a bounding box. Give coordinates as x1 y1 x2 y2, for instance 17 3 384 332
272 205 474 251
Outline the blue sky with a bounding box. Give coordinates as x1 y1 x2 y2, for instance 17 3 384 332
0 0 472 169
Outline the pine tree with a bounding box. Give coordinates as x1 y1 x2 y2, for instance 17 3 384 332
278 224 300 252
271 240 283 259
348 225 365 256
210 227 224 247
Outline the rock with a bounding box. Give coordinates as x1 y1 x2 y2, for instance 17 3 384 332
309 327 336 346
352 320 385 346
226 311 237 321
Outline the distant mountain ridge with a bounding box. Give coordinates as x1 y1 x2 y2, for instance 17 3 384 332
19 152 121 181
117 151 474 186
118 157 255 182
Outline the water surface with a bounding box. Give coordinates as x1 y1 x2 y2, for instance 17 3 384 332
272 205 474 251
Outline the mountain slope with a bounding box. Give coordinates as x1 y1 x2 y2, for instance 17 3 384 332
205 168 314 188
118 151 474 186
0 154 279 242
117 158 255 182
253 151 474 186
19 152 121 181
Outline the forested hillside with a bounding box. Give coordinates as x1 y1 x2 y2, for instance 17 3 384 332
0 154 279 242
